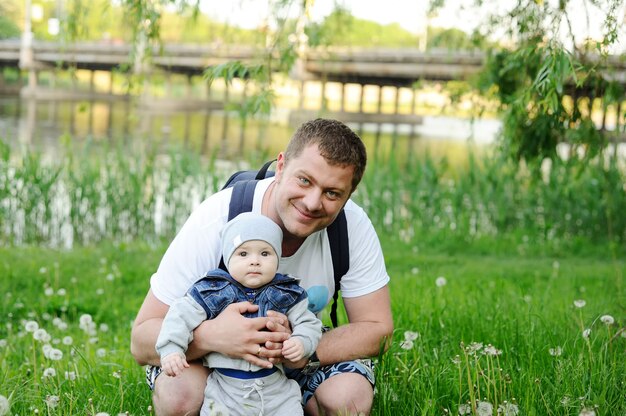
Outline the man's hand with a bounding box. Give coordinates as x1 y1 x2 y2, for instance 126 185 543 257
281 337 305 362
193 302 289 368
265 310 291 364
161 352 189 377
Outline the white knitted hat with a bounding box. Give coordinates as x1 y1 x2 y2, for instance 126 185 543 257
220 212 283 269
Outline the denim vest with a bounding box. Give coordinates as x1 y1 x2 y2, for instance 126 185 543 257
187 269 308 319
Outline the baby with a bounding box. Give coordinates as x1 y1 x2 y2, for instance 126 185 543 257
156 212 321 415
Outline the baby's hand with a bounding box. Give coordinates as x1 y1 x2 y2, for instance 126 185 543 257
281 337 305 362
162 352 189 377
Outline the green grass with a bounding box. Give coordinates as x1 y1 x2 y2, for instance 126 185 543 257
377 236 624 415
0 238 623 415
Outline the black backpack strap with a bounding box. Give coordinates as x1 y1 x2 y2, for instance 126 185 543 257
228 180 258 221
327 210 349 328
255 159 276 180
219 180 259 272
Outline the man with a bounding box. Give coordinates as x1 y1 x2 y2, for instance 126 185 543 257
131 118 394 415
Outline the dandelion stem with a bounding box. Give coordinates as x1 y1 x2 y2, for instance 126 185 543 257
474 353 481 403
463 349 476 415
496 356 504 406
119 374 124 413
537 380 553 416
485 354 492 405
457 360 463 408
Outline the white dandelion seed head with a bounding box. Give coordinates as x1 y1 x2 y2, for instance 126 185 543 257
97 348 106 357
0 395 9 416
582 329 591 339
435 276 447 287
79 314 93 326
62 336 73 345
99 323 109 333
89 337 99 344
600 315 615 325
106 273 115 281
96 288 105 295
65 371 76 381
39 267 47 274
476 401 494 416
411 267 419 275
399 340 414 350
573 300 586 308
42 344 53 358
24 320 39 332
57 288 66 296
33 328 50 342
458 403 472 415
404 331 419 341
549 347 563 357
112 370 121 379
578 408 596 416
466 342 483 354
497 402 519 415
80 317 97 335
42 368 56 378
44 287 54 296
45 395 60 408
48 348 63 361
95 413 110 416
483 344 502 356
0 339 6 348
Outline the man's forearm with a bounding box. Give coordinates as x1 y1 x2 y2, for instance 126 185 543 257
315 321 393 366
131 317 213 366
130 318 164 366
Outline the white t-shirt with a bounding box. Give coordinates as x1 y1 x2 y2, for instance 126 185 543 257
150 178 390 315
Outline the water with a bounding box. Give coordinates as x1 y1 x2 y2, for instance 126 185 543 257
0 95 499 164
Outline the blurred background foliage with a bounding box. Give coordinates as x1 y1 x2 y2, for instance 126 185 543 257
1 0 625 165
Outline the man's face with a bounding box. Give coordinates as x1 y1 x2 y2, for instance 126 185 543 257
228 240 278 289
272 144 354 239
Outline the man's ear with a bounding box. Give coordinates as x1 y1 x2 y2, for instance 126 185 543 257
274 152 286 181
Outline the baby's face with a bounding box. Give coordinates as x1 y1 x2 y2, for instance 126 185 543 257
228 240 278 288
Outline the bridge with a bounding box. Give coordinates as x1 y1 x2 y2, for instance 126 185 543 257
1 39 625 129
0 39 485 84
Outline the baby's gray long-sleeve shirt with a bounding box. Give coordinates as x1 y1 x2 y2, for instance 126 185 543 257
156 293 322 373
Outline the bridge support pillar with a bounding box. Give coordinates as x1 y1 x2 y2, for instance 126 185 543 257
298 80 306 109
19 0 38 96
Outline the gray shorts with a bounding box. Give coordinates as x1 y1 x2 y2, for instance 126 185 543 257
146 359 375 406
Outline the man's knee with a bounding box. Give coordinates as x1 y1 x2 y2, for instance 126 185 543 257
152 365 209 416
308 373 374 415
